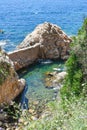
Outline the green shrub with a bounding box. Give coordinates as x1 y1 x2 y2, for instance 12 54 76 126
61 18 87 99
0 61 10 85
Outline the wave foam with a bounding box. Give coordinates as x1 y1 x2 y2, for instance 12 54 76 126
0 40 16 52
0 40 7 46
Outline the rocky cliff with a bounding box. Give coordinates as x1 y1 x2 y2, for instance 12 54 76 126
8 22 72 71
0 49 25 104
18 22 72 60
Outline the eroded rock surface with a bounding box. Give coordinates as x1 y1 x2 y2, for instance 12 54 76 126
0 49 25 104
8 22 72 71
45 71 67 89
18 22 72 60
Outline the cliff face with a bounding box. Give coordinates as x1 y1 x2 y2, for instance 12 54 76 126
0 50 25 104
8 22 72 71
18 22 72 60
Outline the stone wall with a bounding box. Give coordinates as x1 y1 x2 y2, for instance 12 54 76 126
8 43 40 71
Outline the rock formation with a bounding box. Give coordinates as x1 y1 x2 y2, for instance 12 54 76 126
8 22 72 71
18 22 72 60
45 71 67 89
0 49 25 104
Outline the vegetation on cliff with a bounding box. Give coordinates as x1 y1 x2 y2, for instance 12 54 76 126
61 18 87 98
0 49 25 105
0 50 10 85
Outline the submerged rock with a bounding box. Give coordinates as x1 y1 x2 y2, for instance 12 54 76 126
0 30 4 34
0 49 25 104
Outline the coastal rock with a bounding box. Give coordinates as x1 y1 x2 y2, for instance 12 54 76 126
0 30 4 34
8 22 72 70
0 49 25 104
18 22 72 60
45 71 67 88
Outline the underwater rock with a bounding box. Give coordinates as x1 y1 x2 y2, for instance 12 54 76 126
0 30 4 34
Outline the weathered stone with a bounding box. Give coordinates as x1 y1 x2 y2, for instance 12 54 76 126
30 116 37 121
18 22 71 59
45 71 67 89
29 109 34 114
8 43 40 71
8 22 72 71
0 50 25 104
55 72 67 82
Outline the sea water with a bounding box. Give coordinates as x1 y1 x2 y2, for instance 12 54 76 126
0 0 87 106
0 0 87 51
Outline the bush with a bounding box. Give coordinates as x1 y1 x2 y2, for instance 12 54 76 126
61 18 87 99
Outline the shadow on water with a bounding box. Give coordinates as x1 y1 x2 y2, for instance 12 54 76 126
15 84 29 110
20 84 29 109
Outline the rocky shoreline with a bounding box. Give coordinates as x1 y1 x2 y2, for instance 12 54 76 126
0 22 72 130
0 49 26 104
0 22 71 104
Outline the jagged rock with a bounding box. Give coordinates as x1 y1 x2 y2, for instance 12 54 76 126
8 22 72 71
18 22 72 60
0 49 25 104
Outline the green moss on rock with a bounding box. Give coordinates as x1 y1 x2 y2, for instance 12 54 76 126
0 50 11 85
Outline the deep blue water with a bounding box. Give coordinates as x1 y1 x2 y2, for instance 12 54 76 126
0 0 87 52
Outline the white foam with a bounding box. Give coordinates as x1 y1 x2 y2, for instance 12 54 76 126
0 40 7 46
41 60 53 64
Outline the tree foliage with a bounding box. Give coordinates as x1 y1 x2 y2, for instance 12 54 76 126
61 18 87 98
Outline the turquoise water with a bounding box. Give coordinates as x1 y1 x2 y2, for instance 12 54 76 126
0 0 87 51
19 61 64 108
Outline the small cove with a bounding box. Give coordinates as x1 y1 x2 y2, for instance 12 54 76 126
18 60 64 109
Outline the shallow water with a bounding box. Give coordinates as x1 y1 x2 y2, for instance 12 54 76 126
19 61 64 108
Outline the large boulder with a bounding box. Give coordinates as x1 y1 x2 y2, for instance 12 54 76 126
18 22 72 60
0 49 25 104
